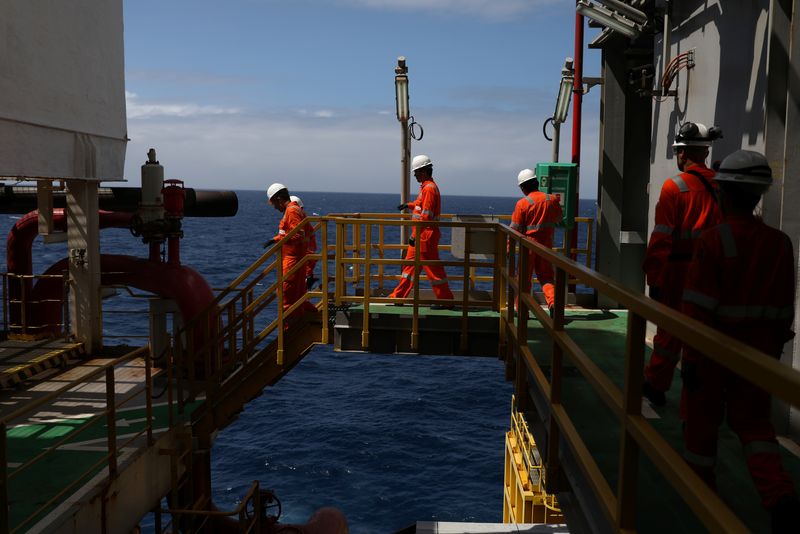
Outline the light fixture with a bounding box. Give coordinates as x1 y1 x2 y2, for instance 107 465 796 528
596 0 647 24
395 57 409 122
553 58 574 124
576 0 641 40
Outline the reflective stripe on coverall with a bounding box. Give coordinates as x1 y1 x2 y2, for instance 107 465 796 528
509 191 563 308
642 163 721 392
389 179 454 300
275 202 315 314
681 216 796 508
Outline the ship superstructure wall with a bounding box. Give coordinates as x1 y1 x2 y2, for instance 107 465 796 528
0 0 127 180
645 0 800 438
596 1 800 437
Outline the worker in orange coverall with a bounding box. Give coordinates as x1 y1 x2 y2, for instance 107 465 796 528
290 195 318 290
642 122 723 406
389 154 454 308
509 168 563 312
267 183 316 316
680 150 799 533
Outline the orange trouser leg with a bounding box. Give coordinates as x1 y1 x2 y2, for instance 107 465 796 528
305 258 318 279
389 244 416 298
682 359 724 491
517 250 556 309
282 256 311 314
727 375 796 508
389 242 453 300
532 252 556 308
644 269 685 392
421 242 453 300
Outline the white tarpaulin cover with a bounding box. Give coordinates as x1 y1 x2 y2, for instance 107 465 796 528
0 0 127 181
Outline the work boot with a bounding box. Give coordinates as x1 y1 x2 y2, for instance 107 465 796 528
642 379 666 407
770 494 800 534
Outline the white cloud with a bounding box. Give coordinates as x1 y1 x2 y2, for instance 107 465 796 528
125 91 241 119
124 102 599 198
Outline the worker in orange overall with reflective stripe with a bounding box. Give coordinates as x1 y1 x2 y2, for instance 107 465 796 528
641 122 723 406
267 183 316 316
290 195 318 289
389 155 454 307
509 168 563 311
680 151 799 532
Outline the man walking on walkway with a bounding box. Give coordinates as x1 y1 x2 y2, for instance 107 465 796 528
390 155 454 308
267 183 316 316
509 168 563 312
642 122 723 406
680 150 798 533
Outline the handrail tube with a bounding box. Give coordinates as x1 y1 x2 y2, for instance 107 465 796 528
626 415 748 532
508 226 800 406
551 403 617 527
0 346 147 424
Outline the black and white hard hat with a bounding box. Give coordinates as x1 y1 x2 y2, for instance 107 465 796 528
672 122 722 148
714 150 773 186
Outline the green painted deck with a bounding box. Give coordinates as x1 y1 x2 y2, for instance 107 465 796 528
527 309 800 533
1 350 199 532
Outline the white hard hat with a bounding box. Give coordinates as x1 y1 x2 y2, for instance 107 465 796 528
267 183 288 200
714 150 773 186
289 195 303 208
412 154 432 172
517 168 537 186
672 122 722 148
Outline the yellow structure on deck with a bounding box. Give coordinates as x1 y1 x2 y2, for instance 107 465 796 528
504 395 563 525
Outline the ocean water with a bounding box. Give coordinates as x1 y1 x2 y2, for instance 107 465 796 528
3 190 597 533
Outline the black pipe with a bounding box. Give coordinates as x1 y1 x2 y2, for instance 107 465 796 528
0 186 238 217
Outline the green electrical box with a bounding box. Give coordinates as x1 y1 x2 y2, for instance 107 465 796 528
535 162 578 229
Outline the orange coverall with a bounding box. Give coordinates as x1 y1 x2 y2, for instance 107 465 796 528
273 201 315 314
642 163 721 392
298 206 317 279
510 191 563 308
389 178 454 300
681 215 796 508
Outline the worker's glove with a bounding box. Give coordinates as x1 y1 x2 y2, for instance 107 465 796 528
397 203 407 211
306 276 318 290
681 362 702 393
648 286 661 302
263 236 280 249
408 236 415 247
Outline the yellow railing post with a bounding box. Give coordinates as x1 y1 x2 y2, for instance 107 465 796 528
411 220 420 352
496 228 508 360
277 246 284 366
105 366 118 478
362 224 372 350
0 422 7 534
378 224 385 291
617 312 646 529
459 227 471 353
545 265 566 494
335 221 345 306
321 219 329 342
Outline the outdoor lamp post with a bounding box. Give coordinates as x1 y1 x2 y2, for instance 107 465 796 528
551 57 574 162
395 56 411 244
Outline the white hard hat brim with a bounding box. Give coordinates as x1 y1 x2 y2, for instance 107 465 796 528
714 172 772 185
672 140 712 148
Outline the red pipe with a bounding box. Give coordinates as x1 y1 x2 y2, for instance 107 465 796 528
570 10 584 267
6 209 134 327
29 254 215 353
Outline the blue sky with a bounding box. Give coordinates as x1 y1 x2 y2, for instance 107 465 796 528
122 0 601 198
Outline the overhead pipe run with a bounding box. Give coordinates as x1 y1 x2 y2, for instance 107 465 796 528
0 185 238 216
